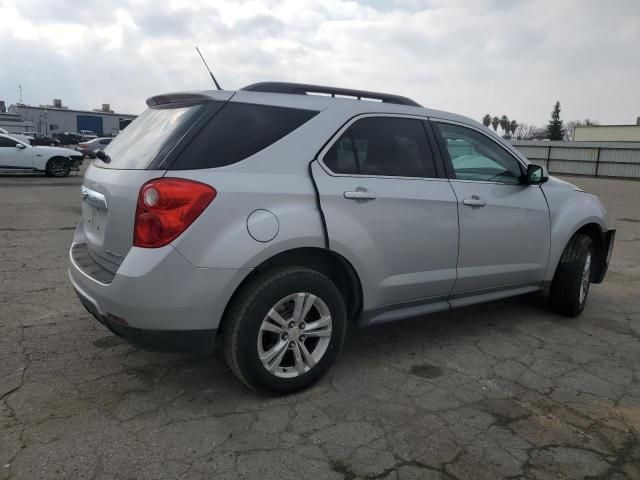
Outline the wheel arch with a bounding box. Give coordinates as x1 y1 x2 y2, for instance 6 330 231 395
573 222 607 283
217 247 363 336
549 221 607 284
544 186 609 284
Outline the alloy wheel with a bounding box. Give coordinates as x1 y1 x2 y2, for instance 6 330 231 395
257 293 332 378
49 158 69 177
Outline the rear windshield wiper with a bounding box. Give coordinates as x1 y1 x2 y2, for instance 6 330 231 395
95 150 111 164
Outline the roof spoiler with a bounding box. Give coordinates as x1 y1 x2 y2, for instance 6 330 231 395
241 82 421 107
146 92 214 107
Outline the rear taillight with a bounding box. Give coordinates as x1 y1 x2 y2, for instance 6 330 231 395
133 178 216 248
78 143 88 148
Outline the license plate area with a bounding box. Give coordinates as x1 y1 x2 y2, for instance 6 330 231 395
81 185 109 243
83 203 108 243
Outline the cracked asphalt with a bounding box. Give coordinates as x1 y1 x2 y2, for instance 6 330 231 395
1 171 639 479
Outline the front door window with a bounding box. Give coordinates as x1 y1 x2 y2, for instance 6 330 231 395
434 123 522 183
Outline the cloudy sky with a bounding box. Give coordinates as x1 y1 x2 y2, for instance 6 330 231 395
1 0 638 126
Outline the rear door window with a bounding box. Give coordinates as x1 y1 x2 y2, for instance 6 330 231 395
324 136 359 174
169 102 319 170
323 116 437 178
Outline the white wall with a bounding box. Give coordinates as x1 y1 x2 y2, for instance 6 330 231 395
574 125 640 142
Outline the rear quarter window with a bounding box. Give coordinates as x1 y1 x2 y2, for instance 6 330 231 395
168 102 319 170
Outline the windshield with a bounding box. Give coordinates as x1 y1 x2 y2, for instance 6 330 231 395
97 103 203 169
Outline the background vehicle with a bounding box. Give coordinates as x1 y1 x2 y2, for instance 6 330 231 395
76 137 113 158
78 130 98 140
0 133 84 177
53 132 83 146
24 131 61 147
68 83 615 393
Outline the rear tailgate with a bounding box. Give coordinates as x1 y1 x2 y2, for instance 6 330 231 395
79 90 233 273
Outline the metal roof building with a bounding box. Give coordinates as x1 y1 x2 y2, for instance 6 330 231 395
574 118 640 142
0 111 33 133
8 99 137 137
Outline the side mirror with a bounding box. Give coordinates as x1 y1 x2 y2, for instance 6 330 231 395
15 143 26 149
524 164 548 185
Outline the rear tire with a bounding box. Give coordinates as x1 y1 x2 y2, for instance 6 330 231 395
223 266 347 394
549 234 593 317
45 157 71 177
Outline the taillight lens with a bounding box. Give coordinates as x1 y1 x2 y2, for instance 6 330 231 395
79 143 88 148
133 178 216 248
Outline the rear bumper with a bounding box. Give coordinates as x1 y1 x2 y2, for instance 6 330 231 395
593 229 615 284
75 290 217 354
68 234 251 354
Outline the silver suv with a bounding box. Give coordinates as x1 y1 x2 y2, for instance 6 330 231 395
69 82 615 393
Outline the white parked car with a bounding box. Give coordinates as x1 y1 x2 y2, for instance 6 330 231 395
0 134 84 177
0 127 33 144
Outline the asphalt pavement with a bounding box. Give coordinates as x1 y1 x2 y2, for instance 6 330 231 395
1 170 639 479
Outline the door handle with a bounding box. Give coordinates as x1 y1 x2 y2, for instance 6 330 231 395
344 190 377 201
462 195 486 207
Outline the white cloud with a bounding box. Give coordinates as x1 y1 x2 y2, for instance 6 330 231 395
0 0 638 125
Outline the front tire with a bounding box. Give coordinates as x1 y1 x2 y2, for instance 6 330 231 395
549 234 593 317
223 266 347 394
45 157 71 177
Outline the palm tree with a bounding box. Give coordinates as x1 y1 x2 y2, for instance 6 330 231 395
482 114 492 127
510 120 518 136
491 116 500 132
499 115 510 135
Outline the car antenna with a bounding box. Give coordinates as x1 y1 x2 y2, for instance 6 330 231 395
195 46 222 90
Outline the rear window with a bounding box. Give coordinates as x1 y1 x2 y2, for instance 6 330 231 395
98 103 205 169
168 102 318 170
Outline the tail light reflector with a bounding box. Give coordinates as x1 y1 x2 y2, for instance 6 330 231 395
133 178 216 248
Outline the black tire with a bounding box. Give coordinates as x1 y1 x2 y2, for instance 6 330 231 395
223 266 347 394
45 157 71 177
549 234 593 317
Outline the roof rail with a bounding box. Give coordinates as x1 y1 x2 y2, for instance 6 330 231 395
240 82 421 107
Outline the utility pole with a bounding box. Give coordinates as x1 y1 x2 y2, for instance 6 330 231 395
18 85 23 104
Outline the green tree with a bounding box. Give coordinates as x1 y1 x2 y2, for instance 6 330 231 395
546 101 565 140
491 116 500 132
482 114 492 127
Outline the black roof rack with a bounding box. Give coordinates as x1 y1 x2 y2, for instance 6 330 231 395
240 82 421 107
